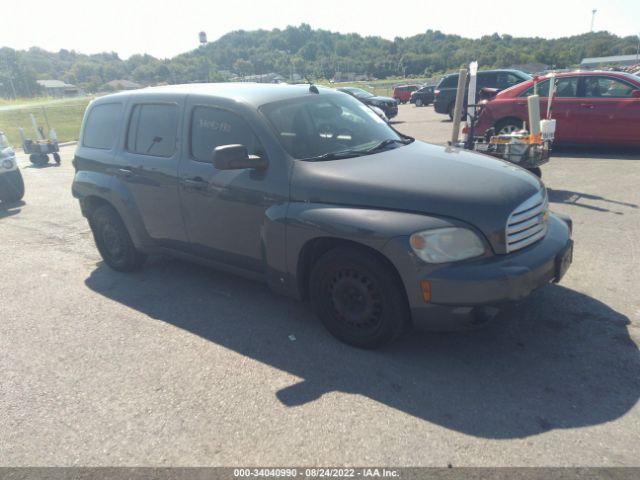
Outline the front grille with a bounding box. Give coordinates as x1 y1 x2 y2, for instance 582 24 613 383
506 189 548 253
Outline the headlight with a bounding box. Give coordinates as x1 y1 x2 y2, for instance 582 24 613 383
2 159 14 170
409 228 485 264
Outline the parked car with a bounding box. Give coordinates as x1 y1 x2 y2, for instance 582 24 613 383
474 71 640 146
393 84 420 104
0 131 25 203
336 87 398 119
410 85 435 107
434 69 531 119
368 105 389 122
72 83 573 348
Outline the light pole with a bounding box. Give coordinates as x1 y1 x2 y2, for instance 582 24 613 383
637 34 640 64
590 9 597 32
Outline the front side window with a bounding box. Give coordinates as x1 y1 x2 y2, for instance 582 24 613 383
584 76 636 98
521 77 578 98
191 107 263 162
496 73 522 90
83 103 122 150
126 104 178 158
261 93 405 160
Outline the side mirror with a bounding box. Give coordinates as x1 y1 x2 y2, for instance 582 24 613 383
632 90 640 98
212 144 267 170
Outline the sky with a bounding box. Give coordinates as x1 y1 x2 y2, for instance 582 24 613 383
1 0 639 59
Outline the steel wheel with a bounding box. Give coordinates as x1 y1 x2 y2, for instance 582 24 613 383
309 247 409 348
90 205 146 272
495 118 523 135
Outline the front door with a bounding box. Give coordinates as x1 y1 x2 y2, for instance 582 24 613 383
178 101 286 274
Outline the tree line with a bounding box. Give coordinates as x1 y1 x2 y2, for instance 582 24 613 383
1 25 638 97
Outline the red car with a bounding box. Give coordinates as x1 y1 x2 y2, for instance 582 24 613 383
474 71 640 146
393 84 420 104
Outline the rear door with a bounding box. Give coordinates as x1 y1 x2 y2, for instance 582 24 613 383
117 99 188 246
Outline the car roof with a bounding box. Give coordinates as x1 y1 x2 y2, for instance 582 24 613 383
92 82 338 107
444 69 529 78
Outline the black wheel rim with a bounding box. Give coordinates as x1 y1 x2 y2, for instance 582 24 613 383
327 268 383 333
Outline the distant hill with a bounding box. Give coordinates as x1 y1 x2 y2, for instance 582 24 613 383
1 25 638 97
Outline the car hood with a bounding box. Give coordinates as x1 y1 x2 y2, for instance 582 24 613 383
291 141 543 253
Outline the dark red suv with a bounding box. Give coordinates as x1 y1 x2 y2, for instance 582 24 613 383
393 85 420 104
474 71 640 146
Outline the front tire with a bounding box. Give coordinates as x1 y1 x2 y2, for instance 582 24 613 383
89 204 146 272
527 167 542 178
29 154 48 166
0 170 25 203
415 98 423 107
309 247 409 349
495 118 523 135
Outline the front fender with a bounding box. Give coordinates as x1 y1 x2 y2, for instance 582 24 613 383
283 202 466 299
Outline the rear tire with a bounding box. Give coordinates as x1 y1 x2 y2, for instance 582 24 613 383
0 170 25 203
309 247 408 349
89 204 146 272
415 98 423 107
53 153 61 165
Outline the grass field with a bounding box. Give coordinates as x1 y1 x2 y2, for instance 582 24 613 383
0 97 91 145
0 76 440 145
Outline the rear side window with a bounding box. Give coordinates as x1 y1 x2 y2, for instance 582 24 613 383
83 103 122 150
126 104 178 158
191 107 263 162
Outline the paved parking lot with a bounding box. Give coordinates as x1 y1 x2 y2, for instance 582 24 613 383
1 104 639 466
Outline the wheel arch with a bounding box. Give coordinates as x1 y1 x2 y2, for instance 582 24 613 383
295 236 408 306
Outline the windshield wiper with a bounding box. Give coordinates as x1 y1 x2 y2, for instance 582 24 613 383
304 137 414 161
364 138 411 154
304 150 363 161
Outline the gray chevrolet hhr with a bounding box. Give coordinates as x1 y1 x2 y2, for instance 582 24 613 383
72 83 573 348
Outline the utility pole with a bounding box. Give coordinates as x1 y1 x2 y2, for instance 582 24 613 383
590 9 597 32
637 34 640 64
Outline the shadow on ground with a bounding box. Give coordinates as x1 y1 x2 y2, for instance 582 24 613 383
0 199 25 219
554 145 640 160
548 188 638 215
85 258 639 439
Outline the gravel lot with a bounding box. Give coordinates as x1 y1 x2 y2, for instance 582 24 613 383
1 104 639 466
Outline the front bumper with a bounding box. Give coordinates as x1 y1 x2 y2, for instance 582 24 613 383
384 213 572 330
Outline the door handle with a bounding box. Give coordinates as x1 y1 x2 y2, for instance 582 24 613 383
580 103 595 109
116 167 134 178
181 177 208 190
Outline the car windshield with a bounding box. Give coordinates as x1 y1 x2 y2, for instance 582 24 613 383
260 93 409 161
345 87 374 99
